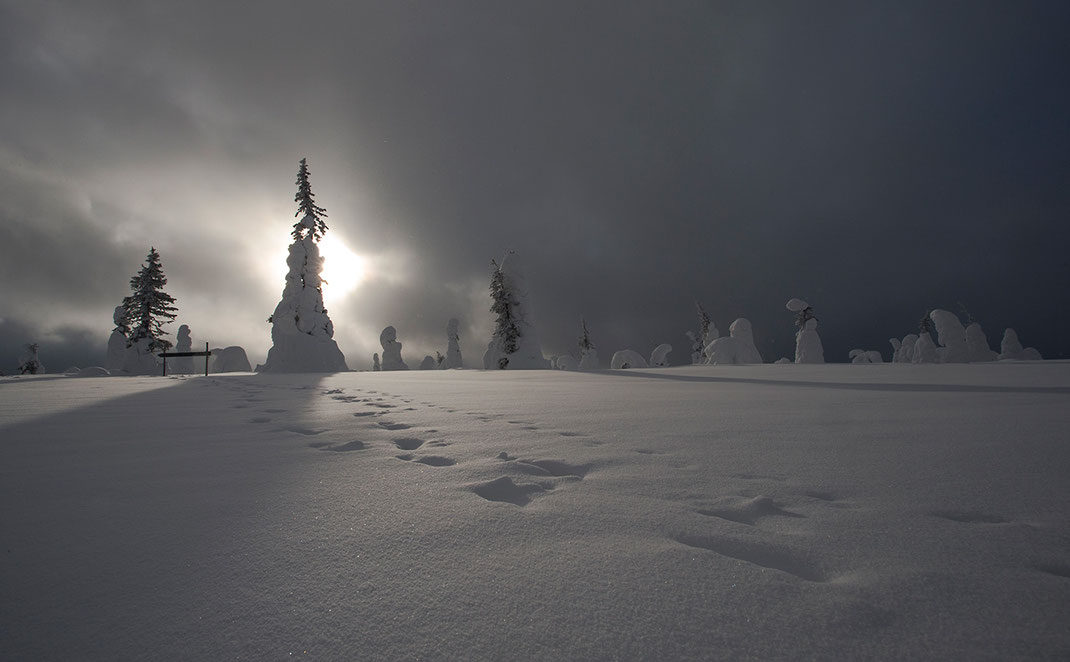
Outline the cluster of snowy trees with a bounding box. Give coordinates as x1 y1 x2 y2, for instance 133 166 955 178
68 158 1045 377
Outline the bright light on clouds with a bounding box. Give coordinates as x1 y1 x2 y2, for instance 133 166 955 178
318 234 365 304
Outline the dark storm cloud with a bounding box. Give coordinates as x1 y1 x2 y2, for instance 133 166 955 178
2 1 1068 370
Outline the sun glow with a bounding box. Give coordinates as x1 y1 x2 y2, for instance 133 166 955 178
318 234 366 301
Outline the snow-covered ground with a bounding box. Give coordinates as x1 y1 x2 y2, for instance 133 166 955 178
2 363 1069 660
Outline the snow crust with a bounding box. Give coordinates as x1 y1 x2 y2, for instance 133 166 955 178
3 363 1069 660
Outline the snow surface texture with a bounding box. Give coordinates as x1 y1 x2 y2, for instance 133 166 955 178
2 364 1069 660
929 309 969 363
649 344 672 368
1000 328 1044 361
379 326 408 371
210 346 251 373
483 252 549 370
171 325 195 374
966 323 998 363
259 236 348 373
444 318 463 369
912 332 939 364
611 349 648 369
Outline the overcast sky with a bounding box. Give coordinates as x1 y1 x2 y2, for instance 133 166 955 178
2 1 1069 372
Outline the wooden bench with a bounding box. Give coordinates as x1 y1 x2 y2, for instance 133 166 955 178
158 342 212 377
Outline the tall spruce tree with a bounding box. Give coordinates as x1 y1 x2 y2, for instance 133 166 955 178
292 158 329 241
579 319 594 351
122 247 178 351
489 259 520 367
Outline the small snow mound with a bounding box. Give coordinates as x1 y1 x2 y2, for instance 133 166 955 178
912 332 938 363
73 367 110 378
418 355 436 370
210 346 252 373
998 328 1042 360
965 323 997 362
611 350 648 369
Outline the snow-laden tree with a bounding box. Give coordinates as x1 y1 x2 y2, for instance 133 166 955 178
692 302 718 363
17 343 43 374
106 305 128 371
379 326 408 370
120 247 178 374
171 324 195 374
483 252 548 369
259 158 348 373
444 318 463 368
786 298 823 364
578 319 599 370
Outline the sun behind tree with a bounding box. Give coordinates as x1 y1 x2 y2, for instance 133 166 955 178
258 158 348 373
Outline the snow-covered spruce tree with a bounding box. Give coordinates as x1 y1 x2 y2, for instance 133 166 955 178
482 252 548 370
106 304 128 371
692 302 718 363
259 158 348 373
120 247 178 374
17 343 43 374
444 318 463 369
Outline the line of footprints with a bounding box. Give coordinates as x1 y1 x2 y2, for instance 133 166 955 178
285 386 595 508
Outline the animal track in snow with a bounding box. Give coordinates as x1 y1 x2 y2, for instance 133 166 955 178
930 510 1009 524
696 496 805 526
370 403 396 409
393 438 425 451
282 426 327 436
378 421 413 431
319 441 366 452
674 534 828 582
510 459 590 479
414 455 456 467
471 476 549 506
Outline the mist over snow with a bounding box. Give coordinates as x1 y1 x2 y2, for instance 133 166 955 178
2 1 1070 374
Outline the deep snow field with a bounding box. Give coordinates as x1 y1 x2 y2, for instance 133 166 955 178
2 363 1069 660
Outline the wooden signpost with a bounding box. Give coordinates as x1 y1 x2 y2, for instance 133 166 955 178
158 342 212 377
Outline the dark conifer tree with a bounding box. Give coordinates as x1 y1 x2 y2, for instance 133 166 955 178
579 319 594 351
122 247 178 351
919 311 935 336
696 302 711 341
292 158 329 241
795 306 817 328
489 259 520 368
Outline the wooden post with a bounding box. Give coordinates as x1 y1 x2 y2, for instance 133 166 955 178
205 342 210 377
162 353 168 377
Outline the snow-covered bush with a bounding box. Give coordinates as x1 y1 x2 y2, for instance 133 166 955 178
419 355 436 370
372 353 380 371
998 329 1042 361
897 334 918 363
650 344 672 367
849 349 884 364
928 309 969 363
483 252 548 370
380 326 408 371
259 159 348 373
965 323 997 362
556 355 578 370
611 349 648 369
912 332 938 363
210 346 252 373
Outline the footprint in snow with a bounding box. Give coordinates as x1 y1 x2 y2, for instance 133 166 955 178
695 496 805 526
930 510 1009 524
471 476 549 506
321 441 366 452
352 412 378 418
509 459 591 479
674 533 829 583
394 438 425 451
281 426 328 436
378 421 413 431
395 453 456 466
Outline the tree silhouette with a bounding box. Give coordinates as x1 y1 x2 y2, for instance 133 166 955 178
292 158 329 241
